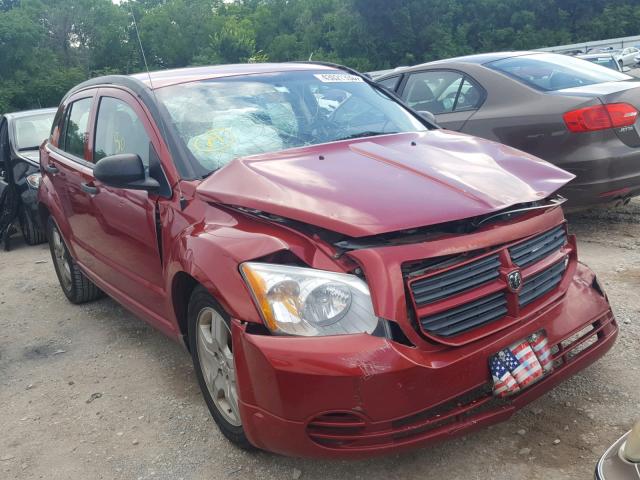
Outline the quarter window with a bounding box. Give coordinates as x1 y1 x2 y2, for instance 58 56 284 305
94 97 150 167
455 79 483 111
378 76 401 91
61 97 92 158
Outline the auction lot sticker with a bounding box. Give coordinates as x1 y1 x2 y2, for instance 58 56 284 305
314 73 364 83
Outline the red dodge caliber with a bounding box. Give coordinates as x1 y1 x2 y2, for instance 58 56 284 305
39 63 618 458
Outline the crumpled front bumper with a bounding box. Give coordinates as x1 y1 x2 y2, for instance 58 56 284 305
232 263 618 458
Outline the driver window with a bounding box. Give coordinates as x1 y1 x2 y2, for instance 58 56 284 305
402 71 465 114
94 97 150 167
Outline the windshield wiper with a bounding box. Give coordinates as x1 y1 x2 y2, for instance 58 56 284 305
334 131 396 142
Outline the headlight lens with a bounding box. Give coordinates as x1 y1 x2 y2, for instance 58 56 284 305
26 173 41 189
240 262 380 336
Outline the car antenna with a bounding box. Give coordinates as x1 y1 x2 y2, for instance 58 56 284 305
127 2 187 211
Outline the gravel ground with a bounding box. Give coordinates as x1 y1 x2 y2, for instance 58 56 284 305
0 200 639 480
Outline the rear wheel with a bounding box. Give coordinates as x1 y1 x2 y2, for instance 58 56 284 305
0 184 18 250
47 217 102 304
619 60 624 69
20 209 46 245
187 286 252 450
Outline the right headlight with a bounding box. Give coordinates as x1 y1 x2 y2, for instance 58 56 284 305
240 262 383 337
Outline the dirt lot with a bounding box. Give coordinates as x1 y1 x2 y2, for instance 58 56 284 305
1 201 639 480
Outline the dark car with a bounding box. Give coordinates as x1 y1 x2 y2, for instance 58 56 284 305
38 63 617 458
577 53 626 72
376 51 640 207
0 108 57 248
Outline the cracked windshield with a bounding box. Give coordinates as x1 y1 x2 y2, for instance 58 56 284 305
156 70 426 173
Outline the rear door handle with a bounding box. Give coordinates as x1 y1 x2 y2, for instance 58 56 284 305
80 182 99 195
43 164 59 174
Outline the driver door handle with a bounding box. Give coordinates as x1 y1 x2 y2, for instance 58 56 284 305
81 182 99 195
44 164 59 174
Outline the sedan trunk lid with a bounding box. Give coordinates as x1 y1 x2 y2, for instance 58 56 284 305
552 79 640 147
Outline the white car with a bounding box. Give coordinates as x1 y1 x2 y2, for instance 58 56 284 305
611 47 640 68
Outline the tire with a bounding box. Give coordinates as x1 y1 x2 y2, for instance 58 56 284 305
187 285 253 450
47 217 103 304
20 209 47 245
0 183 18 245
619 60 624 69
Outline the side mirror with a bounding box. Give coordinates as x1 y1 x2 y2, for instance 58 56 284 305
94 153 159 192
418 110 438 126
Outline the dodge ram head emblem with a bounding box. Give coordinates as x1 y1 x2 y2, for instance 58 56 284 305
507 270 523 292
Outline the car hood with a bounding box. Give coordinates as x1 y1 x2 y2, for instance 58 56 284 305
196 130 574 237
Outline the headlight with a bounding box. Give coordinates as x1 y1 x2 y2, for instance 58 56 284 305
240 262 381 336
26 173 41 189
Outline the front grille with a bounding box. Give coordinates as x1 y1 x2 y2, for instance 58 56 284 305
420 292 508 337
410 254 500 306
509 225 567 267
406 224 571 342
519 260 567 307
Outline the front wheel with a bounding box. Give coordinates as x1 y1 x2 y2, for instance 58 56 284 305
187 286 252 449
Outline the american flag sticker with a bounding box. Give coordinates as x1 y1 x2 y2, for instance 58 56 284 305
490 355 520 397
529 332 553 372
499 348 534 387
490 331 552 396
511 341 543 384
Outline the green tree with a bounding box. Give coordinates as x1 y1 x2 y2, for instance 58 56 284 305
1 0 639 115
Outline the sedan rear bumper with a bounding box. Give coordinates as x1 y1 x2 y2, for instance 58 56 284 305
562 173 640 208
232 263 617 458
556 138 640 207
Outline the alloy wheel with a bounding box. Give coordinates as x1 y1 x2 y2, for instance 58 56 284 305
196 307 241 427
51 228 72 292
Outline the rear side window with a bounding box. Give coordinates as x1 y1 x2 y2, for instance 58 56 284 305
61 98 92 158
50 106 64 138
94 97 150 167
378 76 400 91
488 53 631 91
402 70 482 114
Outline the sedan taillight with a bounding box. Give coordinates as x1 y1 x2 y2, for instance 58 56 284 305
563 103 638 132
